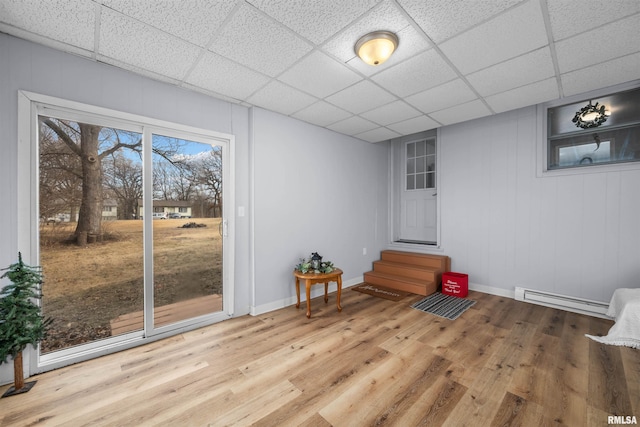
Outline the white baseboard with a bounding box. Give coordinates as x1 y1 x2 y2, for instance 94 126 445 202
469 282 514 299
250 275 363 316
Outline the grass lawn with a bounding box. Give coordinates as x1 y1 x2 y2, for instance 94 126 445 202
39 218 222 353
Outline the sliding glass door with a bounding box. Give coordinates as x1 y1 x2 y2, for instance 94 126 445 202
29 95 233 370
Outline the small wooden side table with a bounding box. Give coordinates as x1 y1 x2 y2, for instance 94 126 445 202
294 268 343 318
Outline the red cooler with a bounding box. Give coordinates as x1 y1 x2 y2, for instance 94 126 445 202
442 272 468 298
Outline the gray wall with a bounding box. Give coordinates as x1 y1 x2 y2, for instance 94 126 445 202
251 108 389 312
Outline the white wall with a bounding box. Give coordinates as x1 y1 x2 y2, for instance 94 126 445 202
439 106 640 303
251 108 389 311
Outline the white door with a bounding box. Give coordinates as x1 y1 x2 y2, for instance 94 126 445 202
399 138 437 243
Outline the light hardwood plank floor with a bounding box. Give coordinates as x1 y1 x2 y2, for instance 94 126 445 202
1 290 638 426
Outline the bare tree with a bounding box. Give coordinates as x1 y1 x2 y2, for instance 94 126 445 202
40 118 141 245
194 149 223 217
103 153 143 220
39 125 82 222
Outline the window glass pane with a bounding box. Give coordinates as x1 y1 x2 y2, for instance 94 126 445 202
427 172 435 188
416 139 427 157
406 175 415 190
38 116 144 353
416 173 426 189
416 156 426 173
548 127 640 170
427 156 436 172
406 158 415 174
152 135 223 327
406 142 415 158
426 139 436 155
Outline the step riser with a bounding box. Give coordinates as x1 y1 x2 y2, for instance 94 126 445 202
381 250 448 270
364 273 436 296
373 261 440 281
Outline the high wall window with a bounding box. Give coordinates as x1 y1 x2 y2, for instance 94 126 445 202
547 86 640 171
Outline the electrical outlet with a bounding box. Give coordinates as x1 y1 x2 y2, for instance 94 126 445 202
362 247 367 255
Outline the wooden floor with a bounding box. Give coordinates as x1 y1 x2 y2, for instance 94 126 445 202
1 289 638 426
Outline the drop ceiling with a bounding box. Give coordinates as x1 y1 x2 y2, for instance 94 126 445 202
1 0 639 142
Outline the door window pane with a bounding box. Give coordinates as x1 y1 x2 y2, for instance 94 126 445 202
406 158 415 174
407 142 415 158
405 138 436 191
406 175 415 190
427 172 435 189
151 135 223 328
39 116 144 353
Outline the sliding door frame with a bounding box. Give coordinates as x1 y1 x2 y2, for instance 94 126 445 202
17 91 235 374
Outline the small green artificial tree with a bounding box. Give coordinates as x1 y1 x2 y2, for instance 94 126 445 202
0 252 50 397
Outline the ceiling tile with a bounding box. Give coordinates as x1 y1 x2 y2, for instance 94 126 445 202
209 4 312 77
278 51 362 98
247 0 380 45
355 126 401 143
100 0 236 47
325 80 397 114
327 115 378 135
247 80 317 116
466 47 555 96
439 0 548 75
372 49 457 97
360 100 420 126
185 51 270 101
485 77 559 113
429 99 492 126
0 0 95 50
555 14 640 73
547 0 640 41
560 52 640 97
397 0 524 43
2 0 639 141
322 0 411 62
387 115 441 135
292 101 352 127
405 79 477 114
99 8 201 80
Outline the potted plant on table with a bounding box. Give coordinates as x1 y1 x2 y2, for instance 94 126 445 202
295 252 335 274
0 253 50 397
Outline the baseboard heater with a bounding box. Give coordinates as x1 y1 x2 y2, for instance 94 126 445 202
514 287 609 318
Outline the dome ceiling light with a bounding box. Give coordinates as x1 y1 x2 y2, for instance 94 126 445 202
354 31 398 66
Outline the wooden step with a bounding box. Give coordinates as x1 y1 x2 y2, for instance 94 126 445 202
380 250 450 271
373 260 441 282
363 271 437 296
361 251 451 297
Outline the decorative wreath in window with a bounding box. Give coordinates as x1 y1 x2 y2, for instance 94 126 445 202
572 101 610 129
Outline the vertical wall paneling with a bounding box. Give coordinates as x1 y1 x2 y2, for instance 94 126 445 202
439 106 640 302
